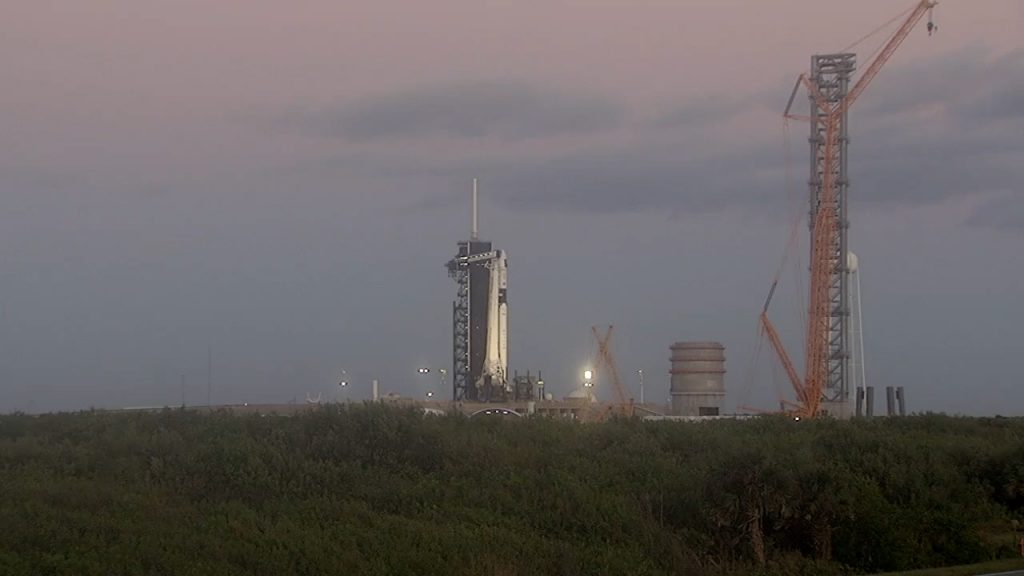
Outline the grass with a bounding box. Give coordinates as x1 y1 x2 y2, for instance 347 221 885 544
874 557 1024 575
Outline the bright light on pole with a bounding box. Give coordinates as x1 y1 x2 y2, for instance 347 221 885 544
337 370 350 403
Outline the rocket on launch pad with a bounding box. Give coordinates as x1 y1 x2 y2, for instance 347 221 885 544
446 179 509 401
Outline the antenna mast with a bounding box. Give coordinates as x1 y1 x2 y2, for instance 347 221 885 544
471 178 479 240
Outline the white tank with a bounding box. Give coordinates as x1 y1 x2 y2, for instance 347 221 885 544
847 251 859 272
669 342 726 416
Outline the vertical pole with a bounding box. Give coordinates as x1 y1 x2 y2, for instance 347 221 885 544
638 369 645 405
471 178 479 241
857 266 867 391
207 346 212 407
865 386 874 417
848 256 859 406
180 374 186 407
452 300 458 401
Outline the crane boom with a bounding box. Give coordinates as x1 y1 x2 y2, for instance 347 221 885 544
593 326 631 417
760 312 805 409
845 2 938 110
763 0 937 418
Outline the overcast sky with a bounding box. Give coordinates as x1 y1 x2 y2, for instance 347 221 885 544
1 1 1022 415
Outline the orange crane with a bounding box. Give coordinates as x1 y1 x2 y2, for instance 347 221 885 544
591 326 634 418
762 1 937 418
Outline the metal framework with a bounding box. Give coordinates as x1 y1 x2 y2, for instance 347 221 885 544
447 243 497 401
809 53 855 415
593 326 631 417
764 0 937 418
447 237 507 401
449 255 471 401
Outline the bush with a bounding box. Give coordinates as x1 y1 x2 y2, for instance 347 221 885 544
0 407 1020 575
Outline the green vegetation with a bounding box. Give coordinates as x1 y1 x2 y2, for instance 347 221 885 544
873 557 1024 575
1 406 1023 575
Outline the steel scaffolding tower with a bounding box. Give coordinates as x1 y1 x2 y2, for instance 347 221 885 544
765 1 936 419
450 254 471 401
808 53 855 416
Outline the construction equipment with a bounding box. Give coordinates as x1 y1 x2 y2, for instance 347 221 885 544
591 326 634 419
762 1 938 419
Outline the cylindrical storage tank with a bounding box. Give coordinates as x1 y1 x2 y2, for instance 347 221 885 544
670 342 726 416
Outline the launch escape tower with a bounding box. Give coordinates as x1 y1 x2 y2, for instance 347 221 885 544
808 53 854 416
446 180 508 402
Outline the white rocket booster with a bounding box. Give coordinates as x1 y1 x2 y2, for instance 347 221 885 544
483 250 508 387
468 178 508 391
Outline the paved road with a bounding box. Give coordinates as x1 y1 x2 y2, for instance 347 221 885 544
977 570 1024 576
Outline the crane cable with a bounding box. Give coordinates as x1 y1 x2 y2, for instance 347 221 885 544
763 119 805 314
839 4 916 54
737 318 765 413
742 117 808 412
784 118 807 336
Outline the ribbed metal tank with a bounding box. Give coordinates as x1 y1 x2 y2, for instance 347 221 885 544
669 342 726 416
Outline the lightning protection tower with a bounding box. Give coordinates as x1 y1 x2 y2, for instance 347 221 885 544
808 53 854 417
446 179 508 402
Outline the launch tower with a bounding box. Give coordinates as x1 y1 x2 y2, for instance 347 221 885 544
808 53 854 417
446 180 509 401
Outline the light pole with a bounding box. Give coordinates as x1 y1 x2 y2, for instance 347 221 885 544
638 369 645 405
338 370 349 402
583 369 594 402
416 367 436 400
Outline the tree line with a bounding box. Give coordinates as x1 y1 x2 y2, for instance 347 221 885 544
0 405 1022 575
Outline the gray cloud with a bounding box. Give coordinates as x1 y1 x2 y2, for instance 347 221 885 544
849 48 1024 212
307 81 623 142
476 140 781 216
653 95 751 129
860 46 1024 121
281 48 1022 221
959 59 1024 121
967 192 1024 231
415 48 1023 218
